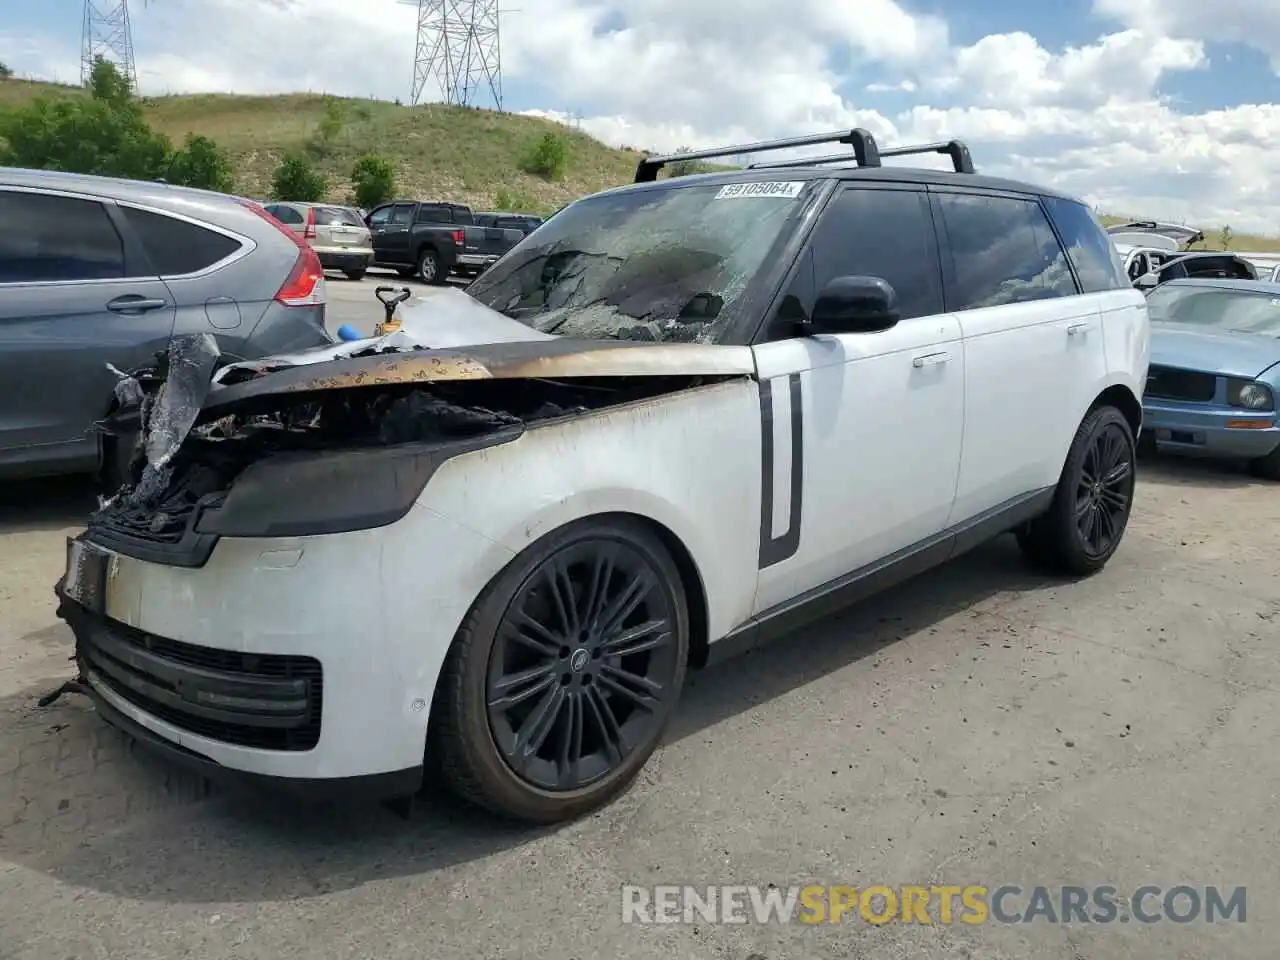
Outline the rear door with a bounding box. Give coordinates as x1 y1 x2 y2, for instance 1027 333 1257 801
0 188 176 468
932 189 1108 522
114 203 254 354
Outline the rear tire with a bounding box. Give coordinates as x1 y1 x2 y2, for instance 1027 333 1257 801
429 516 689 824
1248 443 1280 481
1017 405 1136 577
417 247 444 285
343 268 366 281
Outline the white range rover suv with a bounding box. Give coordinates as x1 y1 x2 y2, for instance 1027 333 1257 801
56 130 1150 824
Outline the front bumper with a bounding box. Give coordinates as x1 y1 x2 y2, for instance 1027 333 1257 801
54 506 514 786
1142 398 1280 459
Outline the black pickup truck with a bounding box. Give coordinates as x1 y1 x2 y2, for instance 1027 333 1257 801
365 200 541 283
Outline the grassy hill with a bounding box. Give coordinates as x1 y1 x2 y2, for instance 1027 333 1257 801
2 77 1278 247
0 79 651 214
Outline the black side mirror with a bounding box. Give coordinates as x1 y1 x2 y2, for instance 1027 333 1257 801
807 275 901 334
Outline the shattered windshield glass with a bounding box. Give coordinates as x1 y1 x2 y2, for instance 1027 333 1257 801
464 181 815 344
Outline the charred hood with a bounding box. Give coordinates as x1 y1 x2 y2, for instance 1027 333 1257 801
199 337 757 420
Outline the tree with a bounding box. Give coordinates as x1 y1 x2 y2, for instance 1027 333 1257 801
0 62 13 80
350 153 395 209
0 58 170 179
271 154 327 202
165 134 234 192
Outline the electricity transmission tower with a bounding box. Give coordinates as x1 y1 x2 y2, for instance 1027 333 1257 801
81 0 139 89
411 0 504 110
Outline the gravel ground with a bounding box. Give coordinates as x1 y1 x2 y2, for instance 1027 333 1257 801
0 447 1276 959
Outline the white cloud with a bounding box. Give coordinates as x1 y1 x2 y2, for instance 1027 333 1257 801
5 0 1280 234
1094 0 1280 70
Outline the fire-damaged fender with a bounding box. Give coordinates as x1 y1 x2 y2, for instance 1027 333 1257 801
412 376 765 645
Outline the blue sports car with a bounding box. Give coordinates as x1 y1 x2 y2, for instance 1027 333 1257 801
1141 278 1280 479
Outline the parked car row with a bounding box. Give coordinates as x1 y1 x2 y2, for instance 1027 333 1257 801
257 198 543 285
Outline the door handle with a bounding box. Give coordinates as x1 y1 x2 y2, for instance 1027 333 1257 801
106 295 168 314
1067 322 1093 336
912 351 950 368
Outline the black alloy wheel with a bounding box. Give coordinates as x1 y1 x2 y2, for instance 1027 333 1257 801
1016 405 1136 576
430 517 689 823
1074 421 1134 559
486 538 681 792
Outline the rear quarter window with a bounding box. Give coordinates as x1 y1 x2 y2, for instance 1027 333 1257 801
1042 197 1128 293
119 206 242 276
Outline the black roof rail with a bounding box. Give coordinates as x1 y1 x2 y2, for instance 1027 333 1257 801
633 128 882 183
748 138 976 175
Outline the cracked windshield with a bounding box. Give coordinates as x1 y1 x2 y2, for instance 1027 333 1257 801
464 182 813 343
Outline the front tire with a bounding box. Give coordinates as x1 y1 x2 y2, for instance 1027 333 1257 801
1017 405 1136 577
1248 443 1280 481
430 517 689 823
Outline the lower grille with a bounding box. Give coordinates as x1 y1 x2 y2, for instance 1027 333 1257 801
1146 365 1217 403
77 617 322 751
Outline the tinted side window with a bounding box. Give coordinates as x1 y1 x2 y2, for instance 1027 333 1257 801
391 204 415 225
0 191 125 283
937 194 1077 310
415 204 449 223
119 206 241 276
367 206 392 226
810 187 943 320
1043 197 1127 293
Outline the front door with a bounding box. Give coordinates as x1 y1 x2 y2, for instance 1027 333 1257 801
749 184 965 615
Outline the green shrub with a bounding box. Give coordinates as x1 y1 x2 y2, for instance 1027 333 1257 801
0 63 12 80
271 154 327 202
165 134 234 192
519 132 570 180
350 153 395 208
308 98 347 157
493 188 540 212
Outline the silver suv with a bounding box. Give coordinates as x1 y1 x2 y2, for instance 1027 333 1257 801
0 168 333 485
263 202 373 280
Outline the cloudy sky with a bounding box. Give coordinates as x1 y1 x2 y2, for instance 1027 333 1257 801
5 0 1280 233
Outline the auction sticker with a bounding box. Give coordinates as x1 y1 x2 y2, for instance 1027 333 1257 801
714 181 805 200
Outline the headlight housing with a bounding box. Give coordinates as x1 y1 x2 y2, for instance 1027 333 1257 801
1226 378 1275 411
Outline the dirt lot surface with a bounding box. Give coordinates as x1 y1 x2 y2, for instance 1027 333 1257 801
0 456 1276 959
